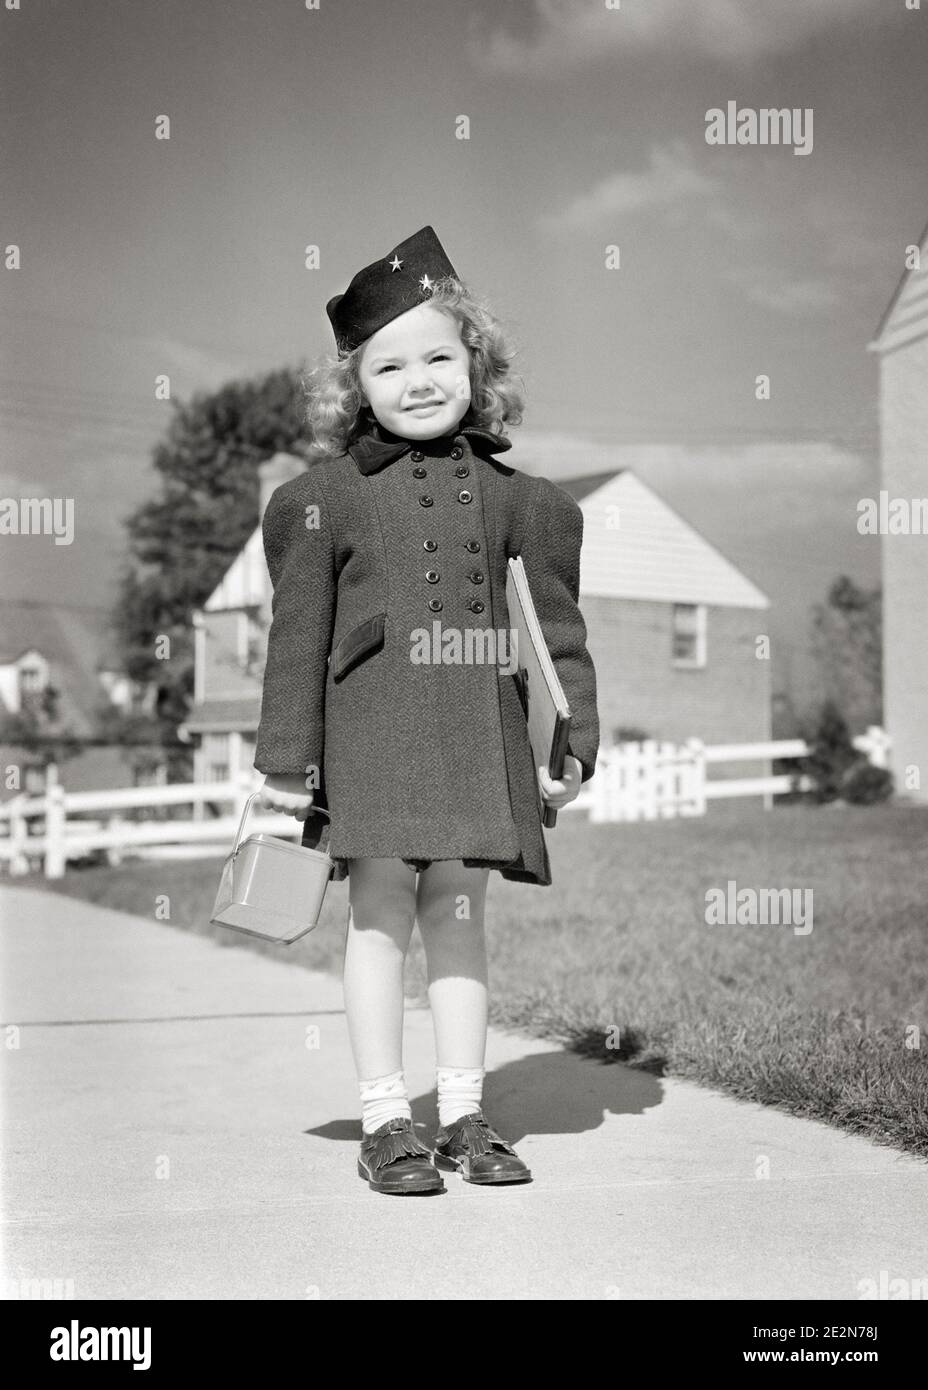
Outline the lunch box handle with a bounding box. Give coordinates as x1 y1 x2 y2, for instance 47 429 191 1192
232 789 329 857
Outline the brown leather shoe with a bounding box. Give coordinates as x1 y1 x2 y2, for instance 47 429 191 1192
358 1117 445 1194
432 1111 532 1184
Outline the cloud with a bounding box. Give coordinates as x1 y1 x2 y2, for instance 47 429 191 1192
724 269 841 315
506 429 641 479
0 471 47 496
470 0 877 74
539 144 882 319
803 197 896 282
703 201 760 244
507 432 873 495
136 335 245 388
712 188 889 315
540 141 717 234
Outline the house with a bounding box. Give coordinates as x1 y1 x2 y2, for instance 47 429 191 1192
559 471 770 751
0 602 164 797
867 215 928 804
180 452 771 785
179 452 305 784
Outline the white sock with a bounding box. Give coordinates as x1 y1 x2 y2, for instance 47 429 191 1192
359 1069 412 1135
436 1065 485 1128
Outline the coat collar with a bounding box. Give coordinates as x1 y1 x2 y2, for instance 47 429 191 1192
347 418 513 475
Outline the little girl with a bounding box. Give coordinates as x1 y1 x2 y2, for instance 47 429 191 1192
254 225 599 1194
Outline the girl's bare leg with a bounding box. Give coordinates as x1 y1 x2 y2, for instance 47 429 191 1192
415 861 490 1069
342 857 417 1079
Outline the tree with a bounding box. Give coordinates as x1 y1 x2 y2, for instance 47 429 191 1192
0 682 83 775
810 575 882 733
112 366 311 775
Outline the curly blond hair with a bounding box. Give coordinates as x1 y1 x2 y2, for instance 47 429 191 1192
302 276 525 461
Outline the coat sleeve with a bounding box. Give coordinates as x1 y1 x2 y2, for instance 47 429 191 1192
253 472 337 779
518 477 600 783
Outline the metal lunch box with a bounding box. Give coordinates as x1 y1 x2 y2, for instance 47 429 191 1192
209 790 334 945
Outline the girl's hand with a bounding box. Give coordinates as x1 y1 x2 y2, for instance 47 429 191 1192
257 773 314 820
537 755 583 810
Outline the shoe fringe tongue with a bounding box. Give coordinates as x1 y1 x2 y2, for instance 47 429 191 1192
452 1116 502 1159
371 1126 427 1170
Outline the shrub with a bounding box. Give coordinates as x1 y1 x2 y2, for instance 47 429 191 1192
840 760 893 805
800 700 893 805
800 701 859 803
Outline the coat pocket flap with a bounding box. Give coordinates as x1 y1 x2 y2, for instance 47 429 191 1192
331 613 386 682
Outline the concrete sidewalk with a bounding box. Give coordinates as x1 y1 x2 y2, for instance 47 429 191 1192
1 883 925 1300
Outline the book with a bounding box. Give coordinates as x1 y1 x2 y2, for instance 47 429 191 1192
505 555 572 828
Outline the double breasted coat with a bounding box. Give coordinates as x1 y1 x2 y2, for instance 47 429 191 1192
253 420 600 886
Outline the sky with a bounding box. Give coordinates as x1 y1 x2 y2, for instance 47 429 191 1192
1 0 926 708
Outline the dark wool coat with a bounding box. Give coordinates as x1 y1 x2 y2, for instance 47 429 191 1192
253 421 600 886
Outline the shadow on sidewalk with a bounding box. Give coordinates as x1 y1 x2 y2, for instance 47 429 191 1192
306 1049 663 1144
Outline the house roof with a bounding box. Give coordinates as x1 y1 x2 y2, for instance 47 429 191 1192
0 603 125 736
203 452 310 614
556 470 622 504
558 470 769 609
204 526 269 612
204 464 769 617
180 696 260 734
868 214 928 355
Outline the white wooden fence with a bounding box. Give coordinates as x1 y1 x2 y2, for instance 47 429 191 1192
0 728 891 877
565 727 890 823
0 769 294 879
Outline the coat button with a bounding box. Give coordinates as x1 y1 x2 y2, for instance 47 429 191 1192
410 450 425 462
425 569 440 583
449 446 464 460
423 539 438 552
454 464 469 478
468 598 485 614
428 598 443 613
412 466 427 478
465 540 481 553
457 489 472 504
468 570 484 584
419 494 433 507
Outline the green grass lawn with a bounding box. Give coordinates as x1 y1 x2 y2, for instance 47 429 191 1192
14 802 928 1156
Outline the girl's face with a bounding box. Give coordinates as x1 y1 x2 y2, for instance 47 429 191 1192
358 303 472 440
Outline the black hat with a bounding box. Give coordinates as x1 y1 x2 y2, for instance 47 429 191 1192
326 225 459 352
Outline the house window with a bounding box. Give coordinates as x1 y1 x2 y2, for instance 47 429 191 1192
25 765 45 793
241 609 266 676
672 604 706 668
18 664 44 695
209 762 230 783
134 763 167 788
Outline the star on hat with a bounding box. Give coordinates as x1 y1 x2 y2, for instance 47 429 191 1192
326 225 459 352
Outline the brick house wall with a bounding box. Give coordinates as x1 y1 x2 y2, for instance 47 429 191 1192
583 595 770 746
581 594 771 788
